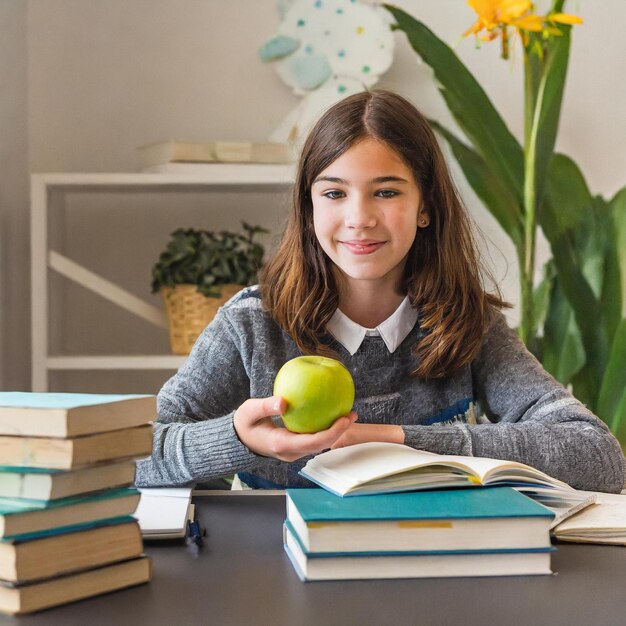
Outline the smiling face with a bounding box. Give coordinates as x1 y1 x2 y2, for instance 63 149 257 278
311 138 428 296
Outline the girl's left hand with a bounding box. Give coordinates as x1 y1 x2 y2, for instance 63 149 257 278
330 423 405 449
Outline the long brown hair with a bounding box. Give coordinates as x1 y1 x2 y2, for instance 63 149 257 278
260 90 508 378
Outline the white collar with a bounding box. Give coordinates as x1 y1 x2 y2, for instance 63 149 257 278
327 296 418 355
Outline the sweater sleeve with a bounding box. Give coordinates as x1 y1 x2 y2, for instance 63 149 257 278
135 309 258 487
402 312 626 493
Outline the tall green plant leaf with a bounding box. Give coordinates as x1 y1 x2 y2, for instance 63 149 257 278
540 262 585 385
533 260 554 333
541 154 590 233
527 26 571 214
609 186 626 316
588 195 621 344
429 121 524 249
543 159 618 368
542 155 608 392
597 319 626 433
526 0 567 128
523 32 543 147
384 4 524 202
545 239 606 391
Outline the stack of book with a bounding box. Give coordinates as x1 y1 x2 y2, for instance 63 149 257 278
137 139 294 173
283 442 602 581
283 487 556 581
0 392 155 615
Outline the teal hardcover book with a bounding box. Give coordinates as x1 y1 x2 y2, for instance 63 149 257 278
0 517 144 584
283 522 554 581
1 515 137 543
0 487 140 538
285 487 554 553
0 392 156 437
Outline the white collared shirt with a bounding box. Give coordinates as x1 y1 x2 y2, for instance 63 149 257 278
326 296 418 355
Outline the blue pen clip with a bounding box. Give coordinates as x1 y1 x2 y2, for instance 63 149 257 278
186 519 204 549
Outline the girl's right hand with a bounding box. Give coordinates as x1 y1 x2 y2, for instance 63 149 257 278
233 396 358 462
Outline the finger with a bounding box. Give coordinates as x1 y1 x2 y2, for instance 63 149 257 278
239 396 286 426
279 415 354 456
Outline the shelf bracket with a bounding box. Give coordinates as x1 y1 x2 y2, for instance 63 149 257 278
48 250 168 329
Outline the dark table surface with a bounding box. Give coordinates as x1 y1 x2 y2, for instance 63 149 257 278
4 492 626 626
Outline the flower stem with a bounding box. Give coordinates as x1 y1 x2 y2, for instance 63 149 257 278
520 45 541 349
520 146 537 349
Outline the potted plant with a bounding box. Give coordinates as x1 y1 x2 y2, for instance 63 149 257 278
151 221 268 354
386 2 626 444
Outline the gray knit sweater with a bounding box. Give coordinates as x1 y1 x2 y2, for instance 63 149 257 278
135 286 626 492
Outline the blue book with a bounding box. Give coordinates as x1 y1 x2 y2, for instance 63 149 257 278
0 392 156 437
0 487 140 538
283 522 554 581
285 487 554 554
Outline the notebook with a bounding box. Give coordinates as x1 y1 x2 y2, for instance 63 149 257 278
134 488 193 539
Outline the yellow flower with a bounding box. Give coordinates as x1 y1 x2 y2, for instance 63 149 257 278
464 1 582 59
549 12 584 26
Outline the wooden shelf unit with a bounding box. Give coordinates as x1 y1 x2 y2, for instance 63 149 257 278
30 165 295 391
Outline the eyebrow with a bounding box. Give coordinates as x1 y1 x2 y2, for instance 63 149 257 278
312 175 410 185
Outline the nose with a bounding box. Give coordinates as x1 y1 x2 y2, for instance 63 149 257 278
344 194 377 230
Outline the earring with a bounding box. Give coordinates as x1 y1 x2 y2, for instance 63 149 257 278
419 218 428 226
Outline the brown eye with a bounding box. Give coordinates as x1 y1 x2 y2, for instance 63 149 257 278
323 190 345 200
376 189 400 198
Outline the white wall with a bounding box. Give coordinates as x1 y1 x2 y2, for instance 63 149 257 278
0 0 28 390
3 0 624 392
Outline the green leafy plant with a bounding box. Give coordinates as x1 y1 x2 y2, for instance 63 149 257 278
385 2 626 440
151 222 268 297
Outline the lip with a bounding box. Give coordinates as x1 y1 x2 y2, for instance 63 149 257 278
339 240 386 255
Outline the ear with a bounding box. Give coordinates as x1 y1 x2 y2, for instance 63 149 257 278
418 210 430 228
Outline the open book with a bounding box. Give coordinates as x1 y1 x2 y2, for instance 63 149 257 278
299 442 595 527
552 490 626 544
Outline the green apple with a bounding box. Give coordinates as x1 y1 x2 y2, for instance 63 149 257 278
273 356 355 433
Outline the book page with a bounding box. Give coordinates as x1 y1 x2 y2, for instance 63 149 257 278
555 491 626 532
306 443 443 483
304 442 584 498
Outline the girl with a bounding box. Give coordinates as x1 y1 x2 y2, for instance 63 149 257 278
136 90 625 493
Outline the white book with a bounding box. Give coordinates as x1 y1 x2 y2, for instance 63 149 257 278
134 488 193 539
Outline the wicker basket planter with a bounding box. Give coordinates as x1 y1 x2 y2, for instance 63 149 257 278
161 283 242 355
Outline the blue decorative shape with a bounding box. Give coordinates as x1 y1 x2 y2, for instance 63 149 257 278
289 54 332 90
305 44 314 54
297 18 306 27
314 0 323 7
258 35 301 62
338 49 346 58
